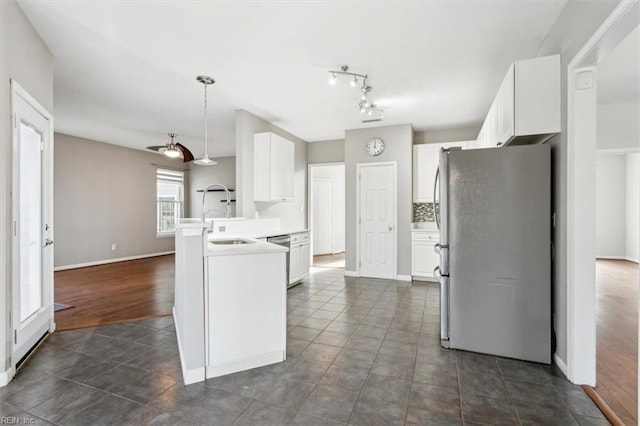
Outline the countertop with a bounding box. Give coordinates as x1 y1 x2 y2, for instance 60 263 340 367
205 235 289 257
412 222 439 231
251 228 309 239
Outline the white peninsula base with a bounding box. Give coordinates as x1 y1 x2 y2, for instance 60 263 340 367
173 220 287 385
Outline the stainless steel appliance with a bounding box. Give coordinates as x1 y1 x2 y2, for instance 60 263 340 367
434 145 551 363
267 235 291 287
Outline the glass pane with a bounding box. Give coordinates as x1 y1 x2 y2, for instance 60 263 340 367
156 180 182 234
19 123 43 322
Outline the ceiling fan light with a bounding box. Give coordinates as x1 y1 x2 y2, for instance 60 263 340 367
194 156 217 166
164 148 181 158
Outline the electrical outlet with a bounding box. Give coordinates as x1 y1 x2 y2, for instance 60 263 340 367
111 243 117 251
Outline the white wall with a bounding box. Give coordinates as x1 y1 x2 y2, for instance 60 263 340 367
626 153 639 262
536 0 622 366
311 165 345 254
235 110 308 230
0 0 54 383
188 157 236 220
595 155 627 258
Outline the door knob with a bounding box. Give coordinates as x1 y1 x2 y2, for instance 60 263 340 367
387 226 393 231
44 238 54 247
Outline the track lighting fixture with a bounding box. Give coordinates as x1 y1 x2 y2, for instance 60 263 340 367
328 65 385 121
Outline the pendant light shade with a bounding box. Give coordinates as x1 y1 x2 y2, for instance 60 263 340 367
193 75 217 166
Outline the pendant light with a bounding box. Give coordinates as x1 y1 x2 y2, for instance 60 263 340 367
193 75 217 166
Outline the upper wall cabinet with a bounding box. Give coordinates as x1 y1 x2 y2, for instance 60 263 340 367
413 141 469 203
254 132 294 202
475 54 560 148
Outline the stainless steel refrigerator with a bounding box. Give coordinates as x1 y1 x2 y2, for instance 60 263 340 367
434 144 551 364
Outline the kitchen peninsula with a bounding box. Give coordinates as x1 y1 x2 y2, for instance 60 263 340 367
173 219 288 385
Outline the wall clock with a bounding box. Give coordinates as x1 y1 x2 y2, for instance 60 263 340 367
366 137 385 156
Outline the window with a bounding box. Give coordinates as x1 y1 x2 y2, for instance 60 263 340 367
156 168 184 236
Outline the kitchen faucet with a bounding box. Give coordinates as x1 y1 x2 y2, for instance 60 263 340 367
201 183 231 222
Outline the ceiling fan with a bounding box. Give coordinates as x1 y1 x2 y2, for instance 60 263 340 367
146 133 194 162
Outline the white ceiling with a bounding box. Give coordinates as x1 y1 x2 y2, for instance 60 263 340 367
18 0 569 158
597 25 640 105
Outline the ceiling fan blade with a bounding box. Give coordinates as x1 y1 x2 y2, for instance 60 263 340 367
176 143 194 162
146 145 166 152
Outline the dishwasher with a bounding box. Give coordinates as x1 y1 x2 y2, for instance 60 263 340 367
266 235 290 287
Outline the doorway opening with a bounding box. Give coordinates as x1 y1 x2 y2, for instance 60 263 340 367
593 24 639 423
308 163 345 269
567 1 639 422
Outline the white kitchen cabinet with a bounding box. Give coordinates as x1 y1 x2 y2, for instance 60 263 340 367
254 132 294 202
413 141 469 203
411 231 439 281
476 55 560 147
289 231 309 285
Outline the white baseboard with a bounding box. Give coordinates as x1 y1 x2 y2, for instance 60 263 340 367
54 251 175 271
344 270 358 277
553 352 568 379
626 257 639 263
173 307 205 385
0 366 15 387
396 274 412 282
205 350 285 379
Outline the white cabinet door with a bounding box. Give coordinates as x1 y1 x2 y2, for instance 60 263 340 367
413 142 469 203
254 132 295 202
496 64 515 146
411 240 439 279
281 138 294 201
413 145 438 203
299 243 310 280
289 244 301 284
270 134 284 200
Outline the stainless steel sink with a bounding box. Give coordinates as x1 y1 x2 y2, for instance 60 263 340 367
210 239 254 245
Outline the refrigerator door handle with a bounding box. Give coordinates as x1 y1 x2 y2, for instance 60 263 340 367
433 265 441 279
433 166 440 229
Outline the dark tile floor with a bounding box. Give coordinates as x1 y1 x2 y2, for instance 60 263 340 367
0 268 609 425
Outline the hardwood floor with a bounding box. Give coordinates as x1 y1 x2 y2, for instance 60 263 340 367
595 259 638 425
54 255 174 331
312 252 345 268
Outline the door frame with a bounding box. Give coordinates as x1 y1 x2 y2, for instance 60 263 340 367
311 178 334 255
355 161 397 279
10 80 55 372
307 162 345 266
566 0 638 386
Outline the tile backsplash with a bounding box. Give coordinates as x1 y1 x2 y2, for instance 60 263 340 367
413 202 437 222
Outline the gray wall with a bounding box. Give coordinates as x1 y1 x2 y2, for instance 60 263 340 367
235 109 308 230
188 157 236 220
54 133 183 268
0 0 54 379
308 139 345 164
344 124 413 275
413 127 480 145
596 101 640 150
535 0 622 365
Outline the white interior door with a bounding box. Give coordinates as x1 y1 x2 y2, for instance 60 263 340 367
312 178 333 255
358 163 396 279
12 82 54 363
